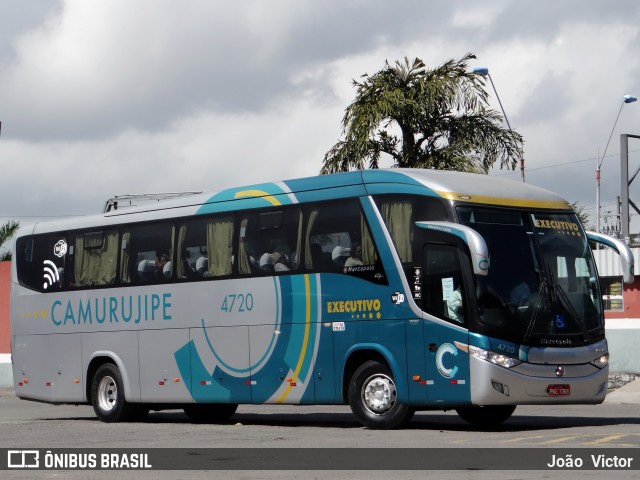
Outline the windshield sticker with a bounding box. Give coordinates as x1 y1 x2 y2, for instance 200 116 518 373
534 219 582 236
441 277 454 301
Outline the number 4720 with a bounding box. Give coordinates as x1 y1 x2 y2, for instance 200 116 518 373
221 293 254 313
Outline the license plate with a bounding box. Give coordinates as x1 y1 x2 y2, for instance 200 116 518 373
547 384 570 396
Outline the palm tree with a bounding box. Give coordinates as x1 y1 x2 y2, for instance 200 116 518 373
0 220 20 261
321 53 523 174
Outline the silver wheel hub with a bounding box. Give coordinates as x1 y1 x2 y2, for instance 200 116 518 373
97 375 117 412
362 374 396 414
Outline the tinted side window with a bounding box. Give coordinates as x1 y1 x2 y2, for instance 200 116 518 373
16 234 69 292
176 215 235 279
238 207 302 275
374 195 449 264
71 230 119 287
422 243 467 325
120 223 174 284
304 200 386 284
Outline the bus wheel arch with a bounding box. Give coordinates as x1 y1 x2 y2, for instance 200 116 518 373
343 350 414 429
342 347 406 403
86 353 136 404
86 356 116 405
343 350 382 403
87 357 145 423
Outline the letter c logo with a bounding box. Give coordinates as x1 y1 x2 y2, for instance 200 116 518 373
436 343 459 378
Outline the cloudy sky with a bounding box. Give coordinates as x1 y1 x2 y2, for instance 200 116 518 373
2 0 640 252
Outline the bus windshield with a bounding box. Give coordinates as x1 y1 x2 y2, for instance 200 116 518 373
457 207 603 347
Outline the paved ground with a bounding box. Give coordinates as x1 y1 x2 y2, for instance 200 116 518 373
605 376 640 404
0 379 639 479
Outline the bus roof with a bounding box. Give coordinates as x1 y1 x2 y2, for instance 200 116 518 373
378 169 572 210
22 169 572 236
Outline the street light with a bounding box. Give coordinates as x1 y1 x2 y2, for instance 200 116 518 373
473 67 525 182
596 95 637 234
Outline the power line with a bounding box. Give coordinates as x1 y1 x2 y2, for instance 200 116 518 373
493 149 640 176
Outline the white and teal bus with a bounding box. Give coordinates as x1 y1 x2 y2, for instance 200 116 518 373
10 169 634 429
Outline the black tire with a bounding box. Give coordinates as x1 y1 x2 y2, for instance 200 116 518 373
348 360 414 429
455 405 516 427
183 403 238 423
91 363 139 423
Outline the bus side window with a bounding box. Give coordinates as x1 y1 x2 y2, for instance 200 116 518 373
303 200 385 283
423 244 467 325
16 235 68 292
238 207 302 276
176 216 235 280
374 194 449 266
120 223 175 284
72 230 118 287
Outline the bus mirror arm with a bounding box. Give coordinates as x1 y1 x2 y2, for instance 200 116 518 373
586 231 635 284
415 221 489 276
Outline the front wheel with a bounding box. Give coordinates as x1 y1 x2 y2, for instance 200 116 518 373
91 363 139 423
455 405 516 427
348 360 414 429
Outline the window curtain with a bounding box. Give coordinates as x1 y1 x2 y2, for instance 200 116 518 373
304 209 320 269
238 217 251 274
74 230 118 286
381 201 413 262
120 232 131 284
176 225 188 278
207 217 234 276
293 210 303 270
360 217 376 264
168 225 175 272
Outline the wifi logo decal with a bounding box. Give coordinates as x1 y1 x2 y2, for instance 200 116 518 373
43 260 60 290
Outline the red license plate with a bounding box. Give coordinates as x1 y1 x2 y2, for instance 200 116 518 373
547 384 570 396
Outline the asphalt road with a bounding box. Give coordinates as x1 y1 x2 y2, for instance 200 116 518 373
0 388 639 480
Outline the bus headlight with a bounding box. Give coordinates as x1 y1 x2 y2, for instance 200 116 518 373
591 353 609 369
468 345 522 368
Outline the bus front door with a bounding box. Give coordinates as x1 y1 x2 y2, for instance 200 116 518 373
421 242 472 405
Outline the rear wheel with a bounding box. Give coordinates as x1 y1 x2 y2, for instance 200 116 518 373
91 363 139 423
183 403 238 423
348 360 414 429
455 405 516 427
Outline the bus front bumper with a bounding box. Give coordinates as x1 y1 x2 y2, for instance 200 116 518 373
469 355 609 406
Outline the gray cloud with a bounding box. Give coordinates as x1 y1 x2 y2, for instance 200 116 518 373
0 1 473 142
491 0 640 41
1 0 640 232
0 0 59 67
513 72 574 126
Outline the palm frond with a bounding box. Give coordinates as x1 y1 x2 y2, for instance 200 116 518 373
321 52 523 174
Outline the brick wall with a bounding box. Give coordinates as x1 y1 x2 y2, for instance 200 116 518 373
606 277 640 319
0 262 10 354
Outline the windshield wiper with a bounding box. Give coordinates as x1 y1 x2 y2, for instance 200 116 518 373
523 281 545 343
523 247 550 343
543 261 590 343
550 271 590 343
